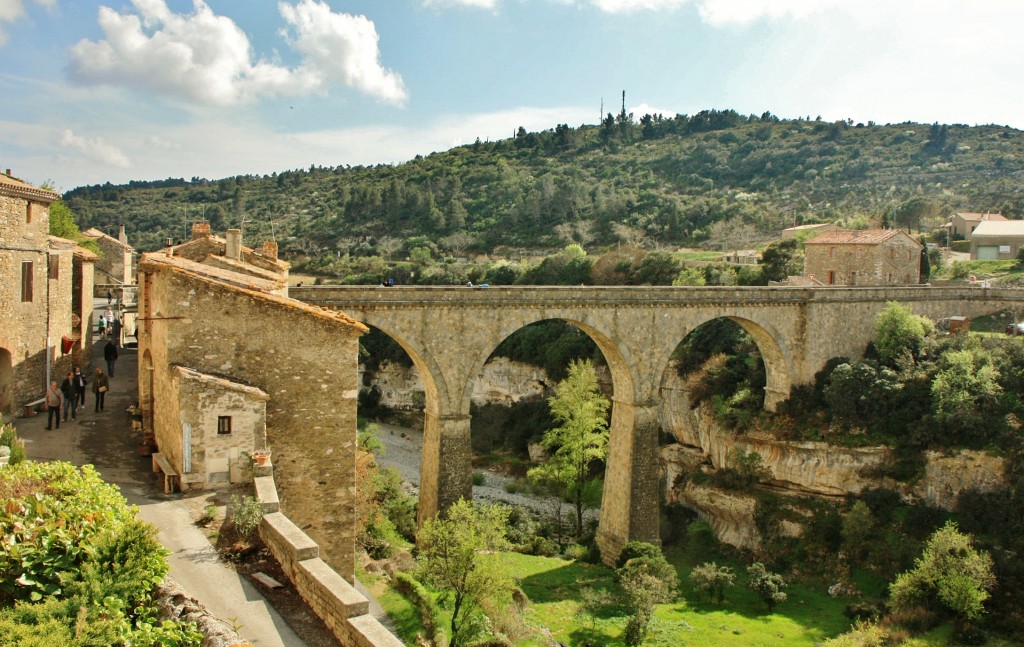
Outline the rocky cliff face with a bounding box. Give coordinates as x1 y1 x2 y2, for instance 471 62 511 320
360 357 552 410
660 363 1008 549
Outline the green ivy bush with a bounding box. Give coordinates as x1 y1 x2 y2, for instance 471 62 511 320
0 461 200 645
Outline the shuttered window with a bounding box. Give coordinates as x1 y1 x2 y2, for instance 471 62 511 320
21 261 33 302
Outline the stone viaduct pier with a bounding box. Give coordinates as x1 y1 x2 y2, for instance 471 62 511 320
293 284 1021 562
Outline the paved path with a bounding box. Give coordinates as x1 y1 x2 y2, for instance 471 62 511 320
14 298 308 647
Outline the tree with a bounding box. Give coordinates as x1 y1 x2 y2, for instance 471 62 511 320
746 562 787 611
48 201 100 255
892 197 941 233
690 562 736 604
889 522 995 626
874 301 931 365
672 266 706 286
931 349 1002 441
416 500 513 646
527 358 610 535
759 238 800 282
841 501 876 562
617 544 678 645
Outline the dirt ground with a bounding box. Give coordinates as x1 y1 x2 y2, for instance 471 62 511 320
180 488 341 647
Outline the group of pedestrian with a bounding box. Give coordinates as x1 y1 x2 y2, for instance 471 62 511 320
98 309 123 342
43 301 121 430
45 366 109 430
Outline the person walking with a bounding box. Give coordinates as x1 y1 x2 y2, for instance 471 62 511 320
45 381 64 430
104 340 119 377
98 314 106 338
111 316 123 345
106 289 113 305
93 367 109 412
60 372 77 422
73 366 87 410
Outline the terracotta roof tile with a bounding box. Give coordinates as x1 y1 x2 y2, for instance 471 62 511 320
140 252 367 333
955 212 1007 222
172 365 271 400
805 229 920 247
0 173 60 203
82 227 135 250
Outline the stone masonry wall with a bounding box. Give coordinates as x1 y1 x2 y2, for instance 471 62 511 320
0 194 53 412
142 264 362 580
174 368 267 487
254 474 403 647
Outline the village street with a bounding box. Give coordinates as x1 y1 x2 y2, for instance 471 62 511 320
14 297 309 647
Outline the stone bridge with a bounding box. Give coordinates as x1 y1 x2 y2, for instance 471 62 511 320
293 284 1021 562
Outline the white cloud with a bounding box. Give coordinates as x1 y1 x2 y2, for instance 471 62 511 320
585 0 841 23
423 0 499 8
0 0 56 46
59 129 131 169
67 0 406 106
279 0 407 106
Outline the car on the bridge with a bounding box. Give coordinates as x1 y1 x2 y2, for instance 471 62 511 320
1007 322 1024 336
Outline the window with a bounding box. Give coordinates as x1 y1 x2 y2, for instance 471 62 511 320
856 247 862 259
850 271 857 285
21 261 33 302
48 254 59 280
827 270 835 285
25 202 32 224
829 247 835 258
217 416 232 435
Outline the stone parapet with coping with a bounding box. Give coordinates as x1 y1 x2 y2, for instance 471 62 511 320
256 474 403 646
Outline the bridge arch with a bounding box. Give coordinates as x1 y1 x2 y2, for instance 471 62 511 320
464 315 634 411
649 313 794 411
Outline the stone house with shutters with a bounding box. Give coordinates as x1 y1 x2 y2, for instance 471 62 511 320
0 171 95 415
804 229 923 286
137 244 366 580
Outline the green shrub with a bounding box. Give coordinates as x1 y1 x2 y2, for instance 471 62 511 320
472 472 486 486
394 571 448 646
0 423 26 465
229 494 264 540
950 240 971 253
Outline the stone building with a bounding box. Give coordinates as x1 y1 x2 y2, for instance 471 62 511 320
804 229 922 286
0 171 95 415
137 250 366 580
948 212 1007 241
970 220 1024 260
82 225 135 287
169 222 288 286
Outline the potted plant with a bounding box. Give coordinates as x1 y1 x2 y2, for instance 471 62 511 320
252 448 272 466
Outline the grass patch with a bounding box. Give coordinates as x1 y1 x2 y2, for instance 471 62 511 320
358 566 426 645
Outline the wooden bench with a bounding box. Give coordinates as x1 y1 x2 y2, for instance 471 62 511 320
151 452 179 494
23 399 45 417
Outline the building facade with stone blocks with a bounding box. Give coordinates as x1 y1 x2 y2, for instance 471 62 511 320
0 171 95 415
804 229 923 286
137 252 366 580
82 226 135 287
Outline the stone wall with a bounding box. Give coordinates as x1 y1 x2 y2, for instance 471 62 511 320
139 258 364 580
254 473 403 647
1 195 49 412
173 367 268 487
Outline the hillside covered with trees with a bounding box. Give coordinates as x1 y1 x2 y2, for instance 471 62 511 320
64 110 1024 260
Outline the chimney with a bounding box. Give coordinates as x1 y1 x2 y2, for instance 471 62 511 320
191 221 211 240
5 169 10 177
118 225 127 244
225 229 242 260
262 241 278 260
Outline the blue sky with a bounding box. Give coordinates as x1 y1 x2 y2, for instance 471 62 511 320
2 0 1022 191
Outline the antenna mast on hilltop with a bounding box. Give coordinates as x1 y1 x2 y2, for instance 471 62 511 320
600 98 603 121
621 90 626 116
